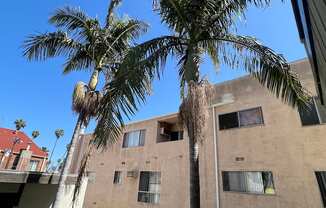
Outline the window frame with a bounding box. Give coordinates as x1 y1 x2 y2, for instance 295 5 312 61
298 96 325 126
218 107 264 130
315 171 326 207
122 129 146 148
113 171 122 185
137 171 161 204
222 171 275 195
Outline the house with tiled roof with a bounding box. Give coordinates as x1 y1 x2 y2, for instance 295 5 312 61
0 127 48 172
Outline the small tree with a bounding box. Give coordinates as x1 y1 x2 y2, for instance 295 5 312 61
31 130 40 139
41 147 49 152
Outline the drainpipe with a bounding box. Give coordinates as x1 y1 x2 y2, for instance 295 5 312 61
212 106 220 208
210 101 233 208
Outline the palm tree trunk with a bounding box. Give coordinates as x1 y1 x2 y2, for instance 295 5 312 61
48 138 59 170
189 132 200 208
180 81 211 208
52 114 83 208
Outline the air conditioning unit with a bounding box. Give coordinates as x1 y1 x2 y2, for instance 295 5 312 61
127 169 139 178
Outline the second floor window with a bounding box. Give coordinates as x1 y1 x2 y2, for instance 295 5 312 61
28 160 39 171
298 97 326 126
219 107 264 130
122 130 146 148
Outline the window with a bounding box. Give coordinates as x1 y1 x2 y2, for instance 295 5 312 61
299 97 326 126
222 171 275 194
28 160 39 171
219 112 239 130
315 171 326 207
157 121 183 143
113 171 122 184
122 130 145 148
138 171 161 204
219 107 264 130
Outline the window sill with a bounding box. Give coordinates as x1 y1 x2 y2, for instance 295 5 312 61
219 123 265 131
122 146 144 149
301 122 326 128
156 139 184 144
223 191 276 196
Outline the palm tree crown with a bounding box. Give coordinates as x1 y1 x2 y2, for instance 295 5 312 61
125 0 310 106
14 119 26 131
23 2 153 148
32 130 40 139
55 129 64 139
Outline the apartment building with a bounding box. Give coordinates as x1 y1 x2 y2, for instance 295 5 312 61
292 0 326 105
79 114 189 208
77 58 326 208
200 58 326 208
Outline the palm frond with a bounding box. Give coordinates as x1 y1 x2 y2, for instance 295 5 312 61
49 6 89 33
93 60 155 149
206 0 271 30
121 35 185 79
200 34 311 108
63 48 93 74
106 0 122 28
23 31 81 61
157 0 190 34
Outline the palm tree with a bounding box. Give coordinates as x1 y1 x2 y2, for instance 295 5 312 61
5 120 26 169
47 129 64 170
14 119 26 131
121 1 311 207
31 130 40 139
23 1 152 206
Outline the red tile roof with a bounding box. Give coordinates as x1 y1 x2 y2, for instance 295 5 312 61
0 128 47 158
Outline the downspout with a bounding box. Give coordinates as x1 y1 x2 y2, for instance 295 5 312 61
212 106 220 208
210 100 233 208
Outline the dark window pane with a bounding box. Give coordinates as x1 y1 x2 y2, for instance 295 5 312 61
315 172 326 207
139 172 150 192
222 172 230 191
139 130 146 146
219 112 239 130
298 100 320 126
239 107 264 127
138 192 149 203
113 171 122 184
315 97 326 123
262 172 275 194
122 134 128 148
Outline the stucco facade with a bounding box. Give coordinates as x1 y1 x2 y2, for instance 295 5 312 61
79 58 326 208
82 114 190 208
201 58 326 208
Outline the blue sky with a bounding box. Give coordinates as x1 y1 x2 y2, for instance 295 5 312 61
0 0 306 163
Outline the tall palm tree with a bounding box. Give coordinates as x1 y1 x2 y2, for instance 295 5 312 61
23 1 152 206
47 129 64 170
121 1 311 207
31 130 40 139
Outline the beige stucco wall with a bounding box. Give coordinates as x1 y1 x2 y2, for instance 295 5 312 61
83 114 190 208
200 58 326 208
